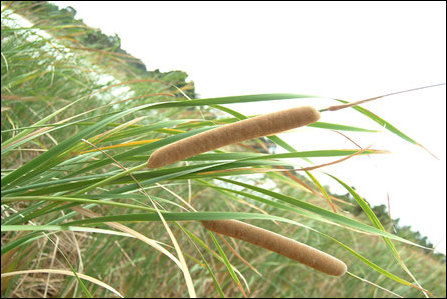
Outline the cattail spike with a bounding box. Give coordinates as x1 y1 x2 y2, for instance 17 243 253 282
202 219 347 276
148 106 320 168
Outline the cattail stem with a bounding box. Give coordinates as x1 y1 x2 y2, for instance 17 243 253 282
202 219 347 276
320 83 446 112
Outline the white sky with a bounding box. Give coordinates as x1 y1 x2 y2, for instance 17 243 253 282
52 1 446 254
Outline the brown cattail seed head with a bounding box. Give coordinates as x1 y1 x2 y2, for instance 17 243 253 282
202 220 347 276
148 106 320 168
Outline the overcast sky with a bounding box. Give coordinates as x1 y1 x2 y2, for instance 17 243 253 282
52 1 446 254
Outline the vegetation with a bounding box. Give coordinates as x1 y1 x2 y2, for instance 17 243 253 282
1 1 445 298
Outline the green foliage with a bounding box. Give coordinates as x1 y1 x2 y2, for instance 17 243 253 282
343 195 442 260
5 1 195 97
1 1 445 298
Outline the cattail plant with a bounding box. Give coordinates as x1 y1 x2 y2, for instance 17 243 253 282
148 83 445 169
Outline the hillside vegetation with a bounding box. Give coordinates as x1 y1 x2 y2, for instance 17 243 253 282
1 2 445 298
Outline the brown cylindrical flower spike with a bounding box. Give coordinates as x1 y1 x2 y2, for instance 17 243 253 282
202 219 347 277
148 106 321 168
